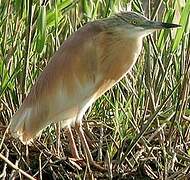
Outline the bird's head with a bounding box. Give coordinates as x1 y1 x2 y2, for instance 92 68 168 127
108 11 181 38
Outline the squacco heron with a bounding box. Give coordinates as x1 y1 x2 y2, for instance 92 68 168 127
10 11 180 169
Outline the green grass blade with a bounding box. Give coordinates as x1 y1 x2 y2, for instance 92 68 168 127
172 0 190 52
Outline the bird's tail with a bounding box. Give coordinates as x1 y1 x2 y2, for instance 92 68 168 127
9 105 45 144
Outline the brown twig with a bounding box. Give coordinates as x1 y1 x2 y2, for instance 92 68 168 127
0 152 36 180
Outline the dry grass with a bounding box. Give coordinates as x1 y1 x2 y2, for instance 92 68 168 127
0 0 190 179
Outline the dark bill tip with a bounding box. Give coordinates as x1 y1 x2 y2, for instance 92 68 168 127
160 22 181 29
149 21 182 29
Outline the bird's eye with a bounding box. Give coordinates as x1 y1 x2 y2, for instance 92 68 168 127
131 20 137 25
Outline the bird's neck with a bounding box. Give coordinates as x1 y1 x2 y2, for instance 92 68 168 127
94 32 143 98
100 32 143 81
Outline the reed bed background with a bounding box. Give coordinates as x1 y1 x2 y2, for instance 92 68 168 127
0 0 190 179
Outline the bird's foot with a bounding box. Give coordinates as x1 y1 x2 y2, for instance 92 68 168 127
68 157 86 170
89 160 106 172
69 157 106 171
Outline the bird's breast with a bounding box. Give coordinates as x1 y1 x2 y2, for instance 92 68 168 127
98 35 142 81
93 34 143 98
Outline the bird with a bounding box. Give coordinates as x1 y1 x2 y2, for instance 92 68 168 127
9 11 180 169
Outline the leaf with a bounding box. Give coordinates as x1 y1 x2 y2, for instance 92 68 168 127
157 9 174 50
172 0 190 52
36 5 46 53
46 0 75 28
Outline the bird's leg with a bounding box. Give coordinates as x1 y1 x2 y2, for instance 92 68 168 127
75 122 105 171
66 126 80 159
